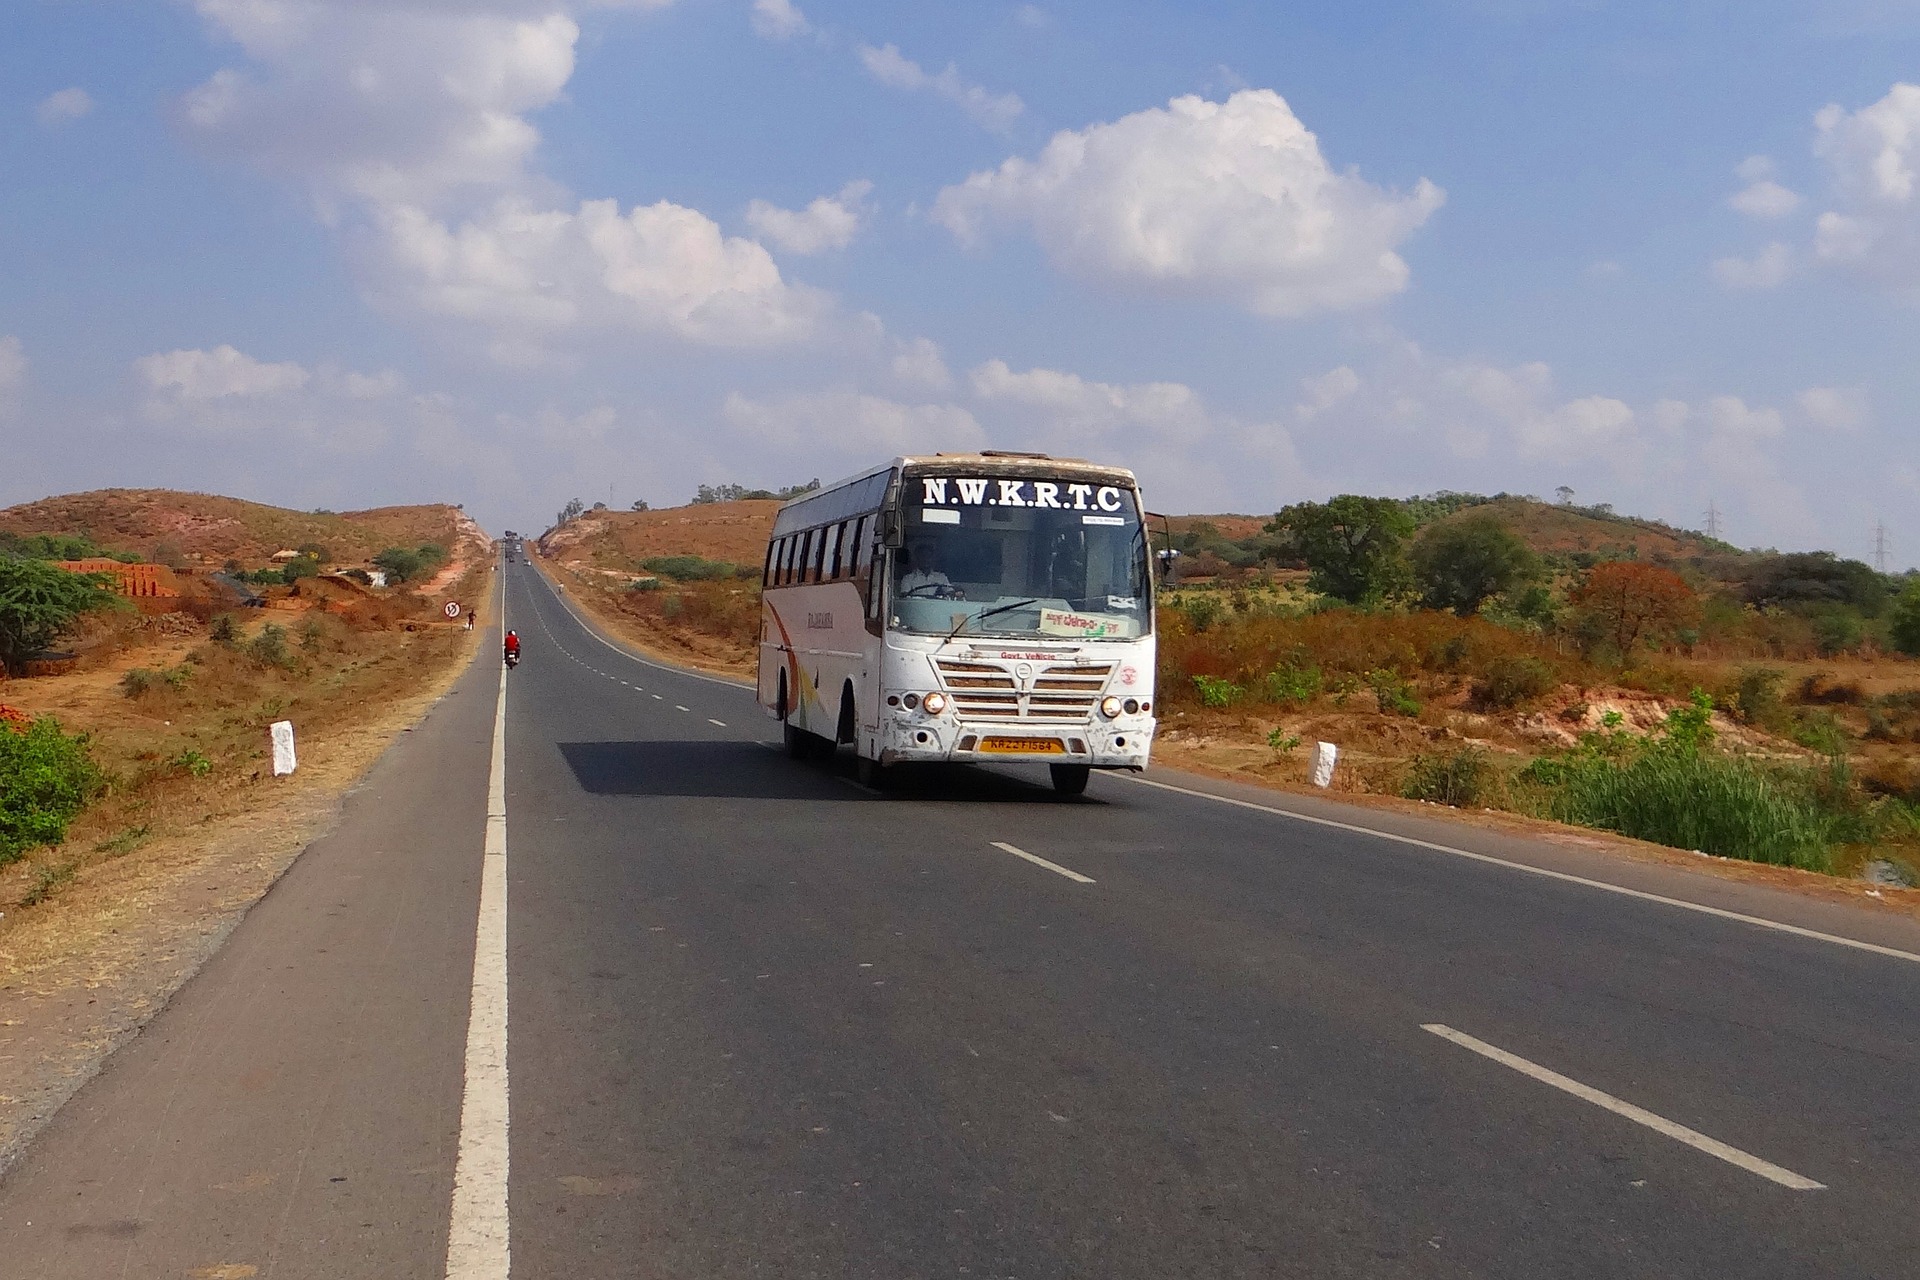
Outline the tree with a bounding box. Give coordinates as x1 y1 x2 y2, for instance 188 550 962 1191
1737 551 1889 617
371 543 444 586
1569 561 1698 660
1555 486 1574 505
1265 496 1415 606
1891 579 1920 657
556 497 586 526
1411 514 1543 615
630 499 650 512
0 557 119 676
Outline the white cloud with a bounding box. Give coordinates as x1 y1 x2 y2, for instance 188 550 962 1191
0 336 25 395
35 87 94 125
1015 5 1050 27
1797 385 1871 431
723 389 984 452
1807 83 1920 292
750 0 810 39
970 360 1211 441
182 1 823 357
1730 180 1802 219
856 43 1024 132
933 90 1444 317
372 197 826 350
891 337 953 390
135 345 311 401
336 368 405 399
1712 241 1793 288
746 180 873 255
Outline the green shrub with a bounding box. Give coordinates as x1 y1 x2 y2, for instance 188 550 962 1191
0 716 105 866
1473 655 1556 709
1891 580 1920 656
640 555 738 582
1542 748 1834 871
1180 594 1225 633
628 577 663 592
121 668 159 699
1366 667 1421 717
170 749 213 778
209 613 241 646
1192 674 1244 708
1403 747 1494 807
1261 663 1323 706
246 623 295 669
1266 727 1302 757
1731 667 1784 727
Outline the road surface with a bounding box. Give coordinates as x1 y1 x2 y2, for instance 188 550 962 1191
1 556 1916 1278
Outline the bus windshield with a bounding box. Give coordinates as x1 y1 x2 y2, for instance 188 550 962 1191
891 475 1150 640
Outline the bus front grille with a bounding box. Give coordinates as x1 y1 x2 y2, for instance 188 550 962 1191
933 659 1113 721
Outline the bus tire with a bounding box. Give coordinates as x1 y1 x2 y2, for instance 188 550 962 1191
1049 763 1091 796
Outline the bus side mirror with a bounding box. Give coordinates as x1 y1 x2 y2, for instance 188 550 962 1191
881 508 905 548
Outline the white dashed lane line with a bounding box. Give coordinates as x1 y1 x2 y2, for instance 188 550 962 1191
989 841 1095 885
675 705 690 712
709 719 727 728
1422 1024 1826 1191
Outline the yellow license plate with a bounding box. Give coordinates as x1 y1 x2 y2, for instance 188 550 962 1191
978 737 1065 754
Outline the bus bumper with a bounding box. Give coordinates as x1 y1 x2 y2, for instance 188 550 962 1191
874 717 1155 769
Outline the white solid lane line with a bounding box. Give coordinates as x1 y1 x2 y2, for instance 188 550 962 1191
446 653 512 1277
1124 775 1920 968
990 841 1096 885
1422 1024 1825 1191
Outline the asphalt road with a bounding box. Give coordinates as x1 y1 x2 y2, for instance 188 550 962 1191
1 555 1917 1278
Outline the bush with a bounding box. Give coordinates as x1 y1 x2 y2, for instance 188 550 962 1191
1889 580 1920 657
1472 655 1556 709
1403 747 1495 807
209 613 241 646
121 665 191 699
1540 749 1835 871
0 716 104 866
640 555 738 582
1180 594 1225 632
246 623 296 669
1192 675 1244 708
1261 663 1323 706
1411 514 1543 615
628 577 663 592
1366 668 1421 717
1731 667 1784 727
0 555 121 676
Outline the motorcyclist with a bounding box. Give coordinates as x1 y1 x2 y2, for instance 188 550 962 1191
504 630 521 664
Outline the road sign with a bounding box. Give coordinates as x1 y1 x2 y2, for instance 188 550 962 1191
444 601 461 619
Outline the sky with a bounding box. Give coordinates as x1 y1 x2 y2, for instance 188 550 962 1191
1 0 1917 564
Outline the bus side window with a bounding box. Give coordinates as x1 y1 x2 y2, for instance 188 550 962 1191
828 522 846 580
780 535 796 585
813 526 830 583
763 539 779 588
850 516 867 572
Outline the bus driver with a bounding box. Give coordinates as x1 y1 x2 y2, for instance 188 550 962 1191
897 541 960 598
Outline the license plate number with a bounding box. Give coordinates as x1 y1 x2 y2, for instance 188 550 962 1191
978 736 1065 754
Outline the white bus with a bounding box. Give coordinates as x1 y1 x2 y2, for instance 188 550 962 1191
757 452 1157 794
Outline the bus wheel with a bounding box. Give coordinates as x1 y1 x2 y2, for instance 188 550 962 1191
1049 763 1091 796
856 753 889 789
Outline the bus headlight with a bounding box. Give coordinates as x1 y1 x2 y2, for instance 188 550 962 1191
1100 696 1123 719
922 692 949 716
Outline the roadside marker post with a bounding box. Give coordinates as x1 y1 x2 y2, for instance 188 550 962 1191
269 720 297 777
1311 741 1338 788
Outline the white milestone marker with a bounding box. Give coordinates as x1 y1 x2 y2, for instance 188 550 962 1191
1311 740 1338 788
270 720 297 777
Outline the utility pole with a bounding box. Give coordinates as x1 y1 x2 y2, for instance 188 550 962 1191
1873 521 1891 574
1703 501 1723 540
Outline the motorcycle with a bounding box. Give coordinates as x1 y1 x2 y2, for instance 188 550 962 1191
505 649 520 669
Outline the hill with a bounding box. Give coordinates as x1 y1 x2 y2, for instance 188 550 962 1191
538 500 781 573
0 489 490 571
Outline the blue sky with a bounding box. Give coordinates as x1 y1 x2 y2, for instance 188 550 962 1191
2 0 1916 563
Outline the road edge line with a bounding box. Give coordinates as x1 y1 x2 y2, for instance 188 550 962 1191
1123 774 1920 967
445 640 511 1277
1421 1024 1825 1190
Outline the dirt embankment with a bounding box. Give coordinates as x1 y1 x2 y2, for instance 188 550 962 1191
0 552 493 1171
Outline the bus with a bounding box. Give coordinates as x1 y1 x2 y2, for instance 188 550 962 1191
757 452 1156 794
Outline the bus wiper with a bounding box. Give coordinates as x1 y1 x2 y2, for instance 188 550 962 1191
947 598 1040 642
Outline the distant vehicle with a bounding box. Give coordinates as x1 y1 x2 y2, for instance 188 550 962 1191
757 452 1156 794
